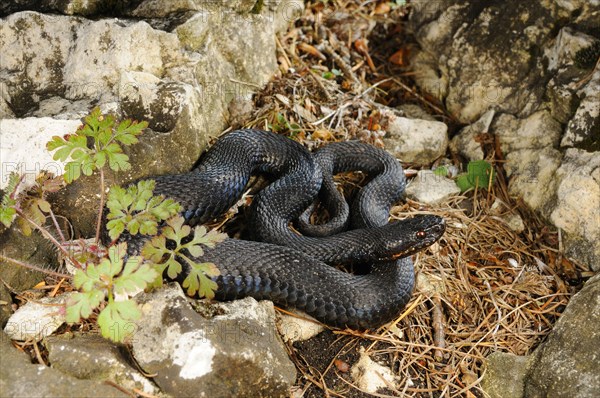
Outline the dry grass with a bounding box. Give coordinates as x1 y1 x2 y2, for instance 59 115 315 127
234 1 589 397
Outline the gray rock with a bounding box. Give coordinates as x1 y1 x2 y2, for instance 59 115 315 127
277 311 325 343
550 149 600 271
489 199 526 233
410 1 561 124
0 226 54 292
4 294 68 342
0 117 82 189
405 170 461 205
482 351 529 398
524 273 600 397
0 331 129 398
131 284 296 398
0 283 13 328
45 334 161 396
382 113 448 165
503 147 563 214
561 68 600 149
0 2 301 237
395 104 438 122
409 2 600 272
494 110 563 154
483 273 600 398
544 28 598 125
450 110 495 161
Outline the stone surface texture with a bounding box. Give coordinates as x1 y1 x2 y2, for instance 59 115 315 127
410 0 600 271
131 284 297 398
409 2 600 395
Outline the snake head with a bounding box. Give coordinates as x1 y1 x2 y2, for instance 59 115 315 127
376 215 445 261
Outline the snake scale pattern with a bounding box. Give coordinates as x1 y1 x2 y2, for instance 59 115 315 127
125 129 445 329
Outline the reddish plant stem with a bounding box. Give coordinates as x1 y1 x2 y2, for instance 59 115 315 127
15 208 84 269
95 167 105 244
48 207 66 243
0 254 71 279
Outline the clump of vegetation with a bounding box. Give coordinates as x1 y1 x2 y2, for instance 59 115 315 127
434 160 496 193
0 108 225 343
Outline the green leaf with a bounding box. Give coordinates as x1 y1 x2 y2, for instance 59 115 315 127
64 160 82 183
113 257 157 296
106 219 125 241
456 174 473 193
73 266 102 292
47 134 91 183
83 107 102 131
103 243 127 278
164 256 182 280
137 218 159 236
322 71 335 79
467 160 495 188
139 215 223 289
150 198 181 220
65 290 105 322
141 235 169 263
114 119 147 145
105 144 131 171
182 261 220 298
94 151 107 169
105 180 181 240
162 216 191 245
0 206 16 228
46 136 70 158
433 166 448 177
184 225 227 257
97 300 140 343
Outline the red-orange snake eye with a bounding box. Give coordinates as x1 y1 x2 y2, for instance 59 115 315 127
416 230 427 239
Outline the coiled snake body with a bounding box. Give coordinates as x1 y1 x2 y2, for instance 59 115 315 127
129 129 445 329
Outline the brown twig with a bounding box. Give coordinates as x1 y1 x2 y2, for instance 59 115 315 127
432 293 446 361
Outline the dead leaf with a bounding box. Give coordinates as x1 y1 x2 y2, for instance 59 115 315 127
298 42 326 60
374 3 391 14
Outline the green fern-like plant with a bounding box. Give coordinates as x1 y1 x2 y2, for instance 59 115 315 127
1 108 227 343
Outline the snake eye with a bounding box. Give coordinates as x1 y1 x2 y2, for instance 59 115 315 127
416 230 427 239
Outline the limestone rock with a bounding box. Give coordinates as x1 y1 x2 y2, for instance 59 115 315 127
550 149 600 271
450 110 495 161
490 199 525 233
0 12 81 116
0 117 80 189
3 294 68 342
503 147 562 214
482 351 529 398
0 330 128 398
131 284 296 398
493 110 563 154
410 1 560 124
45 334 161 396
382 114 448 165
0 3 300 238
277 311 325 343
350 347 402 394
561 68 600 149
405 170 461 205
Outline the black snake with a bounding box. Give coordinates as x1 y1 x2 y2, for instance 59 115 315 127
128 129 445 329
